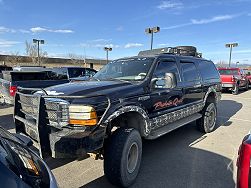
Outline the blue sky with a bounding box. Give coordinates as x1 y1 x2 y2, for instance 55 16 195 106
0 0 251 64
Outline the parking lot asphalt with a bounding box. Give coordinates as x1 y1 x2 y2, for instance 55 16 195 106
1 90 251 188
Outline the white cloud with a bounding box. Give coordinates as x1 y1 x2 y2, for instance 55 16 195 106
163 14 240 30
0 39 21 48
80 43 120 49
30 27 74 33
124 43 143 48
235 49 251 54
0 26 16 33
19 29 30 33
157 1 183 10
158 43 170 47
90 39 111 43
116 26 123 31
104 44 120 48
162 23 192 30
191 15 237 25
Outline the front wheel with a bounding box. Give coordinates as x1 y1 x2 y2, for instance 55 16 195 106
104 128 142 187
245 82 249 91
197 103 217 133
232 84 239 95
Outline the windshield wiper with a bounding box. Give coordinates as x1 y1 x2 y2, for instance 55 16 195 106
105 78 130 83
90 77 100 81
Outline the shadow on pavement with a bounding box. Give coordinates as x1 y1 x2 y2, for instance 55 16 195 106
82 124 235 188
46 157 76 170
217 99 242 128
0 114 15 131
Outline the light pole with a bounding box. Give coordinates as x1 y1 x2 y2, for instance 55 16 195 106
236 61 239 67
104 47 112 64
33 39 45 66
145 26 160 50
225 42 238 67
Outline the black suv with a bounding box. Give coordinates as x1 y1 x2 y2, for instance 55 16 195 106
14 46 221 187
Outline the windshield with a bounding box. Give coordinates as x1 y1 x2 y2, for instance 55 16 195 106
218 69 239 75
94 57 154 81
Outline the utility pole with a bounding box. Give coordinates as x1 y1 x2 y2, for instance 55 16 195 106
145 26 160 50
104 47 112 64
225 43 238 67
33 39 45 66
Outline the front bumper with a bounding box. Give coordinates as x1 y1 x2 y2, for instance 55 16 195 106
14 90 110 159
221 83 234 88
49 127 106 158
15 115 106 158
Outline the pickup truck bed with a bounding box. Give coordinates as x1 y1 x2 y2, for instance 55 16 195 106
0 71 69 104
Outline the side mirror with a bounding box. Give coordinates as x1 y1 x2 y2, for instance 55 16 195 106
151 73 177 89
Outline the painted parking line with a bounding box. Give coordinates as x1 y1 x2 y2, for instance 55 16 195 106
218 116 251 123
226 97 251 100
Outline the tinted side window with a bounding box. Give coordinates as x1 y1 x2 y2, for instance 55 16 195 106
198 61 219 80
85 69 97 76
68 68 85 78
52 68 68 79
181 62 199 82
153 61 180 82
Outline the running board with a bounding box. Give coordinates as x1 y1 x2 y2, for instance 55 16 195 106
146 113 202 140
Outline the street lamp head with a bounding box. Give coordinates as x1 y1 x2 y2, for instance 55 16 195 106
225 42 238 48
232 43 238 47
145 26 160 34
104 47 112 51
152 26 160 33
33 39 38 43
145 28 152 34
40 40 45 44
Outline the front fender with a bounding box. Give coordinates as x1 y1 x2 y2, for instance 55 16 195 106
104 105 151 137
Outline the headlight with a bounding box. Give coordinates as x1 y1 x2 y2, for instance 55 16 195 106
69 105 98 126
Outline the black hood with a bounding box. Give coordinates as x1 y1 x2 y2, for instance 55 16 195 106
44 80 144 98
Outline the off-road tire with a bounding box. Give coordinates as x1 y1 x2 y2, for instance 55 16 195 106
104 128 142 187
197 102 217 133
232 83 239 95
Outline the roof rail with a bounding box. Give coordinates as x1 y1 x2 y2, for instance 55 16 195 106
138 46 202 58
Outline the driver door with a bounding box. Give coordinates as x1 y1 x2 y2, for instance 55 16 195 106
149 58 184 119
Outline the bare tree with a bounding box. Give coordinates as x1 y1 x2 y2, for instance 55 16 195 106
25 41 37 63
6 52 22 66
40 51 48 64
68 53 85 65
216 60 228 67
25 41 48 65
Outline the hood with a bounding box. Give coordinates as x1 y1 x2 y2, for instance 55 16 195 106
43 80 143 97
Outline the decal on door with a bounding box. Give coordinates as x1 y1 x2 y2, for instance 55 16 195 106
153 98 183 110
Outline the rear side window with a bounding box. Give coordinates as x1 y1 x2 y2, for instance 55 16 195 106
181 62 199 82
198 61 219 80
11 72 48 81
